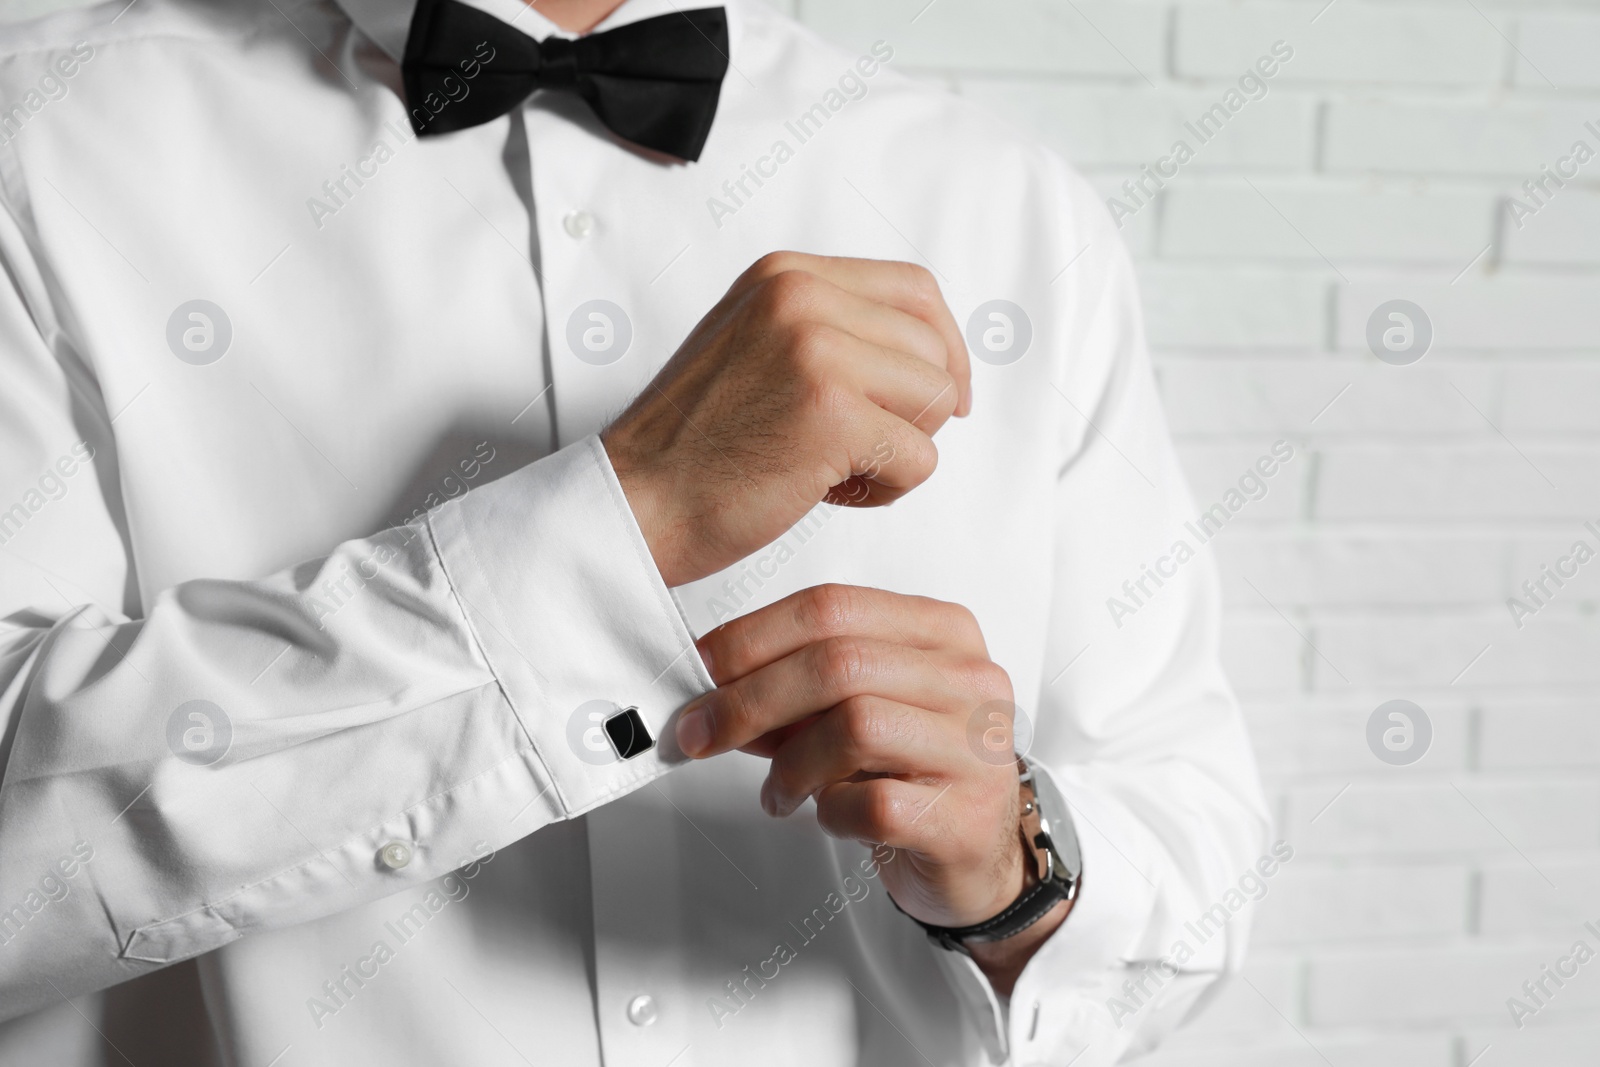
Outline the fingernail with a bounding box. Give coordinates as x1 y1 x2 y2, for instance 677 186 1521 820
676 703 713 758
759 779 776 817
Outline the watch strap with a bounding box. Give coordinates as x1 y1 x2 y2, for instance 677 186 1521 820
894 759 1078 954
911 876 1071 953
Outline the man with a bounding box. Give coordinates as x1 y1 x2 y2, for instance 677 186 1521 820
0 0 1268 1062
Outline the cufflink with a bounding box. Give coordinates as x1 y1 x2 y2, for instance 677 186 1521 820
603 706 653 760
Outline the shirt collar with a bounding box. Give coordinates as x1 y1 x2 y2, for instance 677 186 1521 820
335 0 721 66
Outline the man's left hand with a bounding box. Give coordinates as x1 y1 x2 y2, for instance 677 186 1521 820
678 584 1068 987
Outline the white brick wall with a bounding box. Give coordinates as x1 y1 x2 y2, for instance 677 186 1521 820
788 0 1600 1063
6 0 1596 1061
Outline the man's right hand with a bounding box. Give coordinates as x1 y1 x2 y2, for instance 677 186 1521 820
601 252 971 589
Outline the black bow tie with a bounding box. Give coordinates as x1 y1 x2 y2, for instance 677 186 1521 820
402 0 729 161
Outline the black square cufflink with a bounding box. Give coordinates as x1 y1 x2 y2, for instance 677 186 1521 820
604 706 654 760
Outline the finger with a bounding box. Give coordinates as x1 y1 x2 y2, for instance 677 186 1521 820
833 329 959 437
676 637 963 758
819 406 936 511
698 584 989 686
823 282 949 373
762 695 957 817
842 405 939 503
732 621 1009 760
738 252 971 417
788 319 954 440
735 711 822 760
807 257 970 419
813 776 949 850
758 274 957 434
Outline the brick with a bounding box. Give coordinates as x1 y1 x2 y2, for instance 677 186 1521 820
1249 861 1470 944
1503 190 1600 266
1323 100 1600 176
1336 279 1600 353
1481 706 1600 770
1176 3 1504 87
1245 704 1472 775
1460 1025 1600 1067
1179 953 1301 1036
1308 943 1600 1025
1285 780 1600 856
1315 447 1600 521
1310 615 1600 689
1141 266 1326 350
1501 363 1600 433
1085 172 1157 258
1221 615 1306 694
1158 359 1500 439
1514 12 1600 89
797 0 1166 78
1480 859 1600 936
956 80 1314 171
1160 181 1494 264
1214 533 1506 608
1174 441 1308 523
1507 533 1600 613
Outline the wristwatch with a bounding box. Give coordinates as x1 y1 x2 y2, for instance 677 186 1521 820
899 756 1082 955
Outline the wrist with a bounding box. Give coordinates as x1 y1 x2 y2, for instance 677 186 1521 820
893 821 1072 996
909 758 1081 995
964 823 1073 995
602 429 686 587
966 896 1072 996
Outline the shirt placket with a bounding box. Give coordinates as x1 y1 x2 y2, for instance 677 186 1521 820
524 104 644 449
585 790 697 1065
522 101 699 1065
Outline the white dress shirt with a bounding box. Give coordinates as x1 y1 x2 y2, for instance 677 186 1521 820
0 0 1269 1063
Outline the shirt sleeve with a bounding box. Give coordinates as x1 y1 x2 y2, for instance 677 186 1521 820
932 158 1273 1066
0 197 710 1021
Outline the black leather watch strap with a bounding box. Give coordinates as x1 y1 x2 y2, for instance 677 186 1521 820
897 875 1072 954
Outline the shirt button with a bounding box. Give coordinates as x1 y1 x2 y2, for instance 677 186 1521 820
563 210 596 238
378 841 413 870
626 994 658 1026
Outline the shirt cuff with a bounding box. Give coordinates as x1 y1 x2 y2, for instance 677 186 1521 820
426 433 713 817
931 761 1165 1065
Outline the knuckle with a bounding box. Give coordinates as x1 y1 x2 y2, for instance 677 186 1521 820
759 269 821 320
801 583 864 638
714 684 753 737
791 366 851 430
963 658 1012 702
943 599 978 630
805 376 852 427
785 319 839 371
861 780 905 838
720 626 760 681
835 695 885 756
943 600 982 642
898 262 940 307
749 250 803 281
816 635 870 692
888 428 937 483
